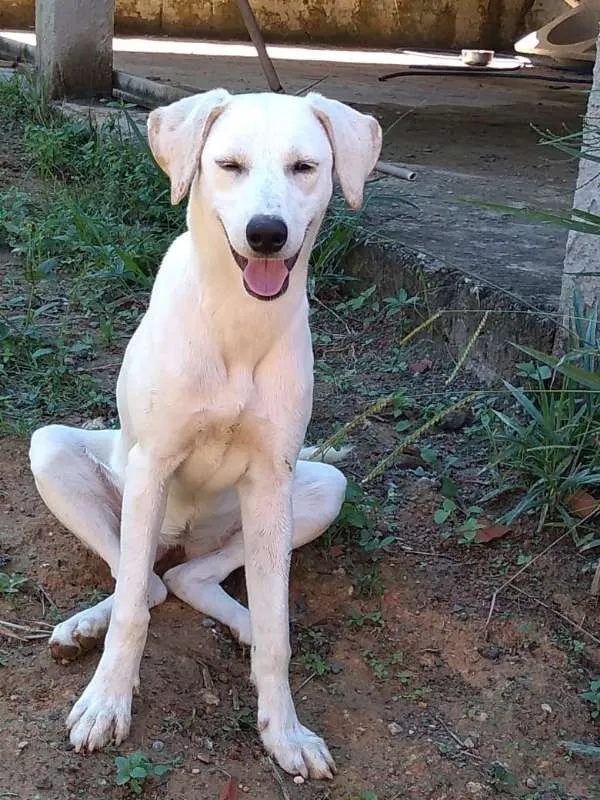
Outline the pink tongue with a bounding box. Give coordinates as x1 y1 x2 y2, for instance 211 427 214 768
243 258 288 297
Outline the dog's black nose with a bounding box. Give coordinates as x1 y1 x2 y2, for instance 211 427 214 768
246 215 288 255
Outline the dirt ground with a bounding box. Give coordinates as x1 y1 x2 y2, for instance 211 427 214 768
1 70 599 800
2 422 600 800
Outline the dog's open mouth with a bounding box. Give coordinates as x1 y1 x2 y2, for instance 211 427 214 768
230 250 300 301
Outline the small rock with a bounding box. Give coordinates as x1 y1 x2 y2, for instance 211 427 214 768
463 736 476 749
191 768 200 774
202 618 216 628
438 410 470 432
466 782 484 796
477 644 502 661
388 722 402 735
199 689 220 706
541 703 552 715
197 753 211 763
82 417 105 430
293 776 305 785
151 740 165 751
526 777 537 789
17 741 29 751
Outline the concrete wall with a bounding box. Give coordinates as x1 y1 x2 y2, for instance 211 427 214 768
0 0 553 51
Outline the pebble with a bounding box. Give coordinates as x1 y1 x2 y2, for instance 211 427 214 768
541 703 552 715
202 618 216 628
151 740 165 751
526 777 537 789
388 722 402 735
466 782 484 796
293 776 305 785
199 689 220 706
17 741 29 751
191 768 200 775
463 736 476 749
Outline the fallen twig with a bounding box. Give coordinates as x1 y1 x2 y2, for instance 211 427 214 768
433 715 482 760
510 585 600 648
31 580 57 614
293 672 316 696
267 757 291 800
198 660 214 691
0 618 52 641
294 76 328 96
484 507 600 628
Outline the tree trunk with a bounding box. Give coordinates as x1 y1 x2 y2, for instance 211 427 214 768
556 29 600 349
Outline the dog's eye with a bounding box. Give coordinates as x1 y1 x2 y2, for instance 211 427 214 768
217 160 243 173
292 161 316 174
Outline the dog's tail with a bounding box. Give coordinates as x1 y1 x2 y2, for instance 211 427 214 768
299 444 353 464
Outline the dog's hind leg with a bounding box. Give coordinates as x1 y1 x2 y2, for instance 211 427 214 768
162 460 346 648
29 424 167 661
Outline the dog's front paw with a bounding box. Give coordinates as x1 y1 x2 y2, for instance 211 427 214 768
261 718 336 779
67 675 132 752
50 600 112 662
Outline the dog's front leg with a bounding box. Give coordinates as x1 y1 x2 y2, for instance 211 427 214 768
239 472 335 780
67 444 169 752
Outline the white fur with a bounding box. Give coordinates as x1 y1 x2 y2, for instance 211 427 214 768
29 89 381 779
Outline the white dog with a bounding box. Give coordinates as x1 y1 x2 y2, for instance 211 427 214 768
29 89 381 779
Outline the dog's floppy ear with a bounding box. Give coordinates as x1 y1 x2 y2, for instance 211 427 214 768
147 89 231 205
308 93 382 210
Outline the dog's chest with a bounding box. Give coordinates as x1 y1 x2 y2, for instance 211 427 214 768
174 379 270 492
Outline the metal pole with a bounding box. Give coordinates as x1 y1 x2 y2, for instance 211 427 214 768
235 0 284 93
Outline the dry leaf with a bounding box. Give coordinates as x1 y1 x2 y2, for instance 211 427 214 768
568 490 598 519
410 358 434 374
475 523 512 543
410 358 433 375
219 777 240 800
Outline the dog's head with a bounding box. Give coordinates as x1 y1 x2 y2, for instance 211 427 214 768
148 90 381 301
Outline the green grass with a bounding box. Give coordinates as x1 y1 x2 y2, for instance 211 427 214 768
481 289 600 546
114 751 179 795
0 73 382 434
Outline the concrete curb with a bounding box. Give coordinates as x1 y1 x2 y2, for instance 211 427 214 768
0 33 34 63
344 241 556 383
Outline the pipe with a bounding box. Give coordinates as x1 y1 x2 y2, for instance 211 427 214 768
375 160 416 182
235 0 284 93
